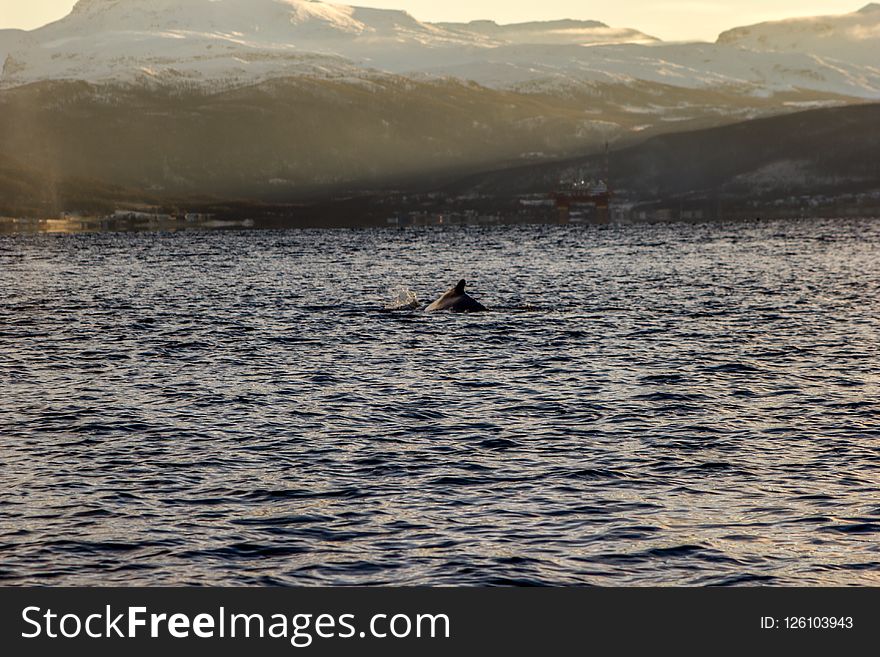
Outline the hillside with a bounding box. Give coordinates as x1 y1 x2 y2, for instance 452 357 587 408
4 73 849 215
718 3 880 65
2 2 880 219
445 103 880 202
0 153 151 218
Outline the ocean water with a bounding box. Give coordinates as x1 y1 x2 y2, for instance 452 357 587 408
1 218 879 586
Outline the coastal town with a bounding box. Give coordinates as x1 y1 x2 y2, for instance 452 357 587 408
3 185 880 233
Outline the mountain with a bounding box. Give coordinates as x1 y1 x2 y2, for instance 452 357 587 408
435 19 658 46
1 1 877 144
1 1 879 218
39 0 450 43
7 102 876 221
2 73 863 210
0 151 145 218
0 29 28 66
408 42 880 98
446 103 880 202
1 0 878 100
0 0 657 88
717 3 880 65
0 75 643 211
3 0 394 87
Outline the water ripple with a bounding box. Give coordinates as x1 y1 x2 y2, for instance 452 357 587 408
1 217 879 585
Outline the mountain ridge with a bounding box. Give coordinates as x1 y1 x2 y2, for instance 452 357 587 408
717 3 880 65
3 1 876 97
4 103 878 221
1 1 878 218
440 101 880 203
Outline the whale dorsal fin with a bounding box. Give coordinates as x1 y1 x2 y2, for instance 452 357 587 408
455 279 466 294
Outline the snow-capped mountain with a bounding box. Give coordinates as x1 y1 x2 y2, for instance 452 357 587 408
5 0 439 86
391 5 880 98
717 3 880 65
42 0 449 41
436 19 658 47
4 0 876 99
2 0 880 210
0 0 660 87
409 42 880 98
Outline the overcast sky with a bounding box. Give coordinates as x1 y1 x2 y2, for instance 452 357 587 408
0 1 860 41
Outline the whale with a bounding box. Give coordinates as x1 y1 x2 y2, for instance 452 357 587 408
425 279 487 313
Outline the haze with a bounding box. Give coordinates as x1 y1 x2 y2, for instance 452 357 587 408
0 0 857 42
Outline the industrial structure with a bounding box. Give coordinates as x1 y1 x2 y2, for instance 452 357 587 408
552 143 613 223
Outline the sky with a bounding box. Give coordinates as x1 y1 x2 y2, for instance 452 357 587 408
0 0 860 41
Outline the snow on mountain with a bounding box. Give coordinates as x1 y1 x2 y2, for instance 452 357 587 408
410 5 880 98
0 29 29 67
2 0 478 87
435 19 658 46
717 3 880 65
407 42 880 98
41 0 464 43
0 0 659 88
3 1 879 202
0 0 879 101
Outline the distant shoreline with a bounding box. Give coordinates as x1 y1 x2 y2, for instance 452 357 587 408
2 207 878 235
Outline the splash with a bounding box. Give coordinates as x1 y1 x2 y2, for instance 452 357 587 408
384 287 420 311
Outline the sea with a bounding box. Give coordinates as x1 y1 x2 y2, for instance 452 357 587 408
1 217 878 585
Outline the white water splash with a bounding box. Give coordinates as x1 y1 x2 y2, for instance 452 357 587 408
384 287 420 310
